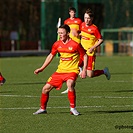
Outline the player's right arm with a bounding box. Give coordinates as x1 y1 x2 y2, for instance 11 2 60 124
34 42 58 75
34 53 54 75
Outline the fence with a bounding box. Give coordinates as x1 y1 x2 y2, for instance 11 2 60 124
101 27 133 56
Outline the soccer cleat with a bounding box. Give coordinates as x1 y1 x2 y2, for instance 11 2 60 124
0 77 6 86
61 89 68 94
33 108 47 115
104 67 111 80
70 108 80 116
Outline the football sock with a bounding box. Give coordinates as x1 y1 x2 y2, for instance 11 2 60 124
68 90 76 108
0 75 3 80
40 93 49 110
0 73 3 79
93 70 104 77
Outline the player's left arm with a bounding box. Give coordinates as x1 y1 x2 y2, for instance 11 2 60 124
80 53 87 79
77 44 87 79
88 27 103 53
89 38 103 53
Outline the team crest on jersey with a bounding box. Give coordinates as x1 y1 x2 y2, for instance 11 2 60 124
68 47 73 50
82 26 84 29
88 29 91 32
74 21 78 23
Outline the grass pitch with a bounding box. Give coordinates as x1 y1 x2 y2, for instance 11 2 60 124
0 55 133 133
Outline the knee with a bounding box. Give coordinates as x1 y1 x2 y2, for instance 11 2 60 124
67 80 75 91
42 87 48 94
87 71 94 78
42 84 52 94
87 74 93 78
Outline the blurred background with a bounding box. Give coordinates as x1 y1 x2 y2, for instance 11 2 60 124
0 0 133 56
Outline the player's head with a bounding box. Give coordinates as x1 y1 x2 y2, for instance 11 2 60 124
69 7 76 13
84 8 94 26
58 24 70 41
69 7 76 18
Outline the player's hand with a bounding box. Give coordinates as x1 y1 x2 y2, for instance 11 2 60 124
80 70 87 79
88 47 94 53
34 68 42 75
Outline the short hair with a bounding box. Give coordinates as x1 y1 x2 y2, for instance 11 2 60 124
69 7 76 13
85 8 94 18
59 24 70 33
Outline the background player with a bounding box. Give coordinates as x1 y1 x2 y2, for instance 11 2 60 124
33 24 88 116
80 8 111 79
64 7 82 44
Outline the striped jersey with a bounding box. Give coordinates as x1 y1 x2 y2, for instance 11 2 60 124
64 18 82 43
80 22 102 56
51 39 85 74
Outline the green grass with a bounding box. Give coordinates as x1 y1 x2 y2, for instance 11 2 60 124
0 56 133 133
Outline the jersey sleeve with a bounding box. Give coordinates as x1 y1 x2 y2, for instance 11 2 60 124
51 42 58 56
78 18 82 26
64 19 68 24
79 22 84 31
94 27 102 39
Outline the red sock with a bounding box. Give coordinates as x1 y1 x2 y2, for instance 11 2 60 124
40 93 49 110
93 70 104 77
0 73 3 80
68 90 76 108
0 76 3 80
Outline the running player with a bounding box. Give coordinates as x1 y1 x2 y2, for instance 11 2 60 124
80 8 111 79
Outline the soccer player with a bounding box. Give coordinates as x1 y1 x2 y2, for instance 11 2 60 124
64 7 82 44
80 8 111 80
0 72 6 85
33 24 88 116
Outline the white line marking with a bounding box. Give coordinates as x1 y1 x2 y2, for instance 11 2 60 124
85 80 133 83
0 95 39 98
0 94 133 99
0 94 60 98
89 96 133 99
0 105 132 110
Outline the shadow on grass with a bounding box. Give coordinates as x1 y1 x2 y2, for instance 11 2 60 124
111 72 132 75
4 82 46 85
37 110 133 115
0 91 14 93
115 90 133 92
92 110 133 114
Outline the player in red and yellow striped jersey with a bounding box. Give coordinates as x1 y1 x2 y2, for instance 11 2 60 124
33 24 88 116
80 8 111 80
64 7 82 43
